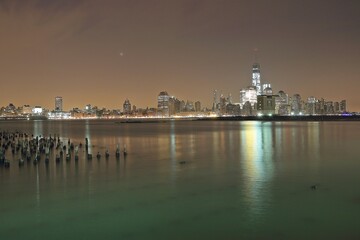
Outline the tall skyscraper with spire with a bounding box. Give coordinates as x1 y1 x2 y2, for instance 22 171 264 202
252 63 261 95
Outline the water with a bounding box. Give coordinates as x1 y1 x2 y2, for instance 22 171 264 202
0 120 359 239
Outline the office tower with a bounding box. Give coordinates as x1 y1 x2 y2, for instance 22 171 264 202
55 96 63 112
240 86 257 109
252 63 261 95
263 86 273 95
157 91 170 116
334 102 340 113
262 83 271 93
276 90 290 115
324 101 334 114
195 101 201 112
307 97 316 115
220 95 227 115
185 100 194 112
257 94 276 115
85 104 92 114
340 100 347 112
291 94 302 115
123 99 131 114
213 90 219 111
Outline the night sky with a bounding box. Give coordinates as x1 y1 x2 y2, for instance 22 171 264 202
1 0 359 111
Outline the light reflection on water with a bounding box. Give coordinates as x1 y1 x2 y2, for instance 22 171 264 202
0 120 359 239
241 122 273 219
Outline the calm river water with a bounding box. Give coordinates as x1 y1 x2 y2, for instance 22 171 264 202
0 120 359 239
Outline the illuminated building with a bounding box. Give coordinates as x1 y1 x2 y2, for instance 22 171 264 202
291 94 302 115
240 86 257 109
169 97 181 116
306 97 316 115
123 99 131 114
157 91 170 116
263 86 273 96
213 90 219 111
85 104 92 113
55 96 63 112
22 105 32 115
325 101 334 114
340 100 347 112
262 83 271 93
220 95 227 115
32 106 43 115
185 100 194 112
334 102 340 113
252 63 261 95
275 90 290 115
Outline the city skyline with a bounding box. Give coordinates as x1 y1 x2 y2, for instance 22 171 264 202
1 0 359 110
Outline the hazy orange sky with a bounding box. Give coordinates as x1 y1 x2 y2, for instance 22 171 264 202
0 0 359 111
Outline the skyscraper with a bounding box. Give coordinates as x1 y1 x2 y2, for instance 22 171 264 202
252 63 261 95
213 90 219 111
239 86 257 109
157 91 170 116
55 96 63 112
340 100 347 112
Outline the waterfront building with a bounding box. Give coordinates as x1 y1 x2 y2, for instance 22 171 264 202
85 104 92 113
180 100 186 112
334 102 340 113
252 63 262 95
195 101 201 112
325 101 334 114
123 99 132 114
291 94 302 115
220 95 227 115
22 105 32 115
157 91 170 116
306 97 316 115
340 100 347 112
240 86 257 109
242 101 254 116
275 90 290 115
55 96 63 112
184 101 194 112
226 103 240 115
213 90 219 111
32 106 43 115
4 103 17 115
226 93 232 104
257 88 277 115
169 97 181 116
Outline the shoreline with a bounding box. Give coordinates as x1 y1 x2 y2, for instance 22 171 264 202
1 115 360 122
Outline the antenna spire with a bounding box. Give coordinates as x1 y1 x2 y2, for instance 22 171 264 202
253 48 259 63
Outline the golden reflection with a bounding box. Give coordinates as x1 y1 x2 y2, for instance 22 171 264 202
240 121 273 218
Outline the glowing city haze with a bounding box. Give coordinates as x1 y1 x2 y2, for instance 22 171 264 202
0 0 359 110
